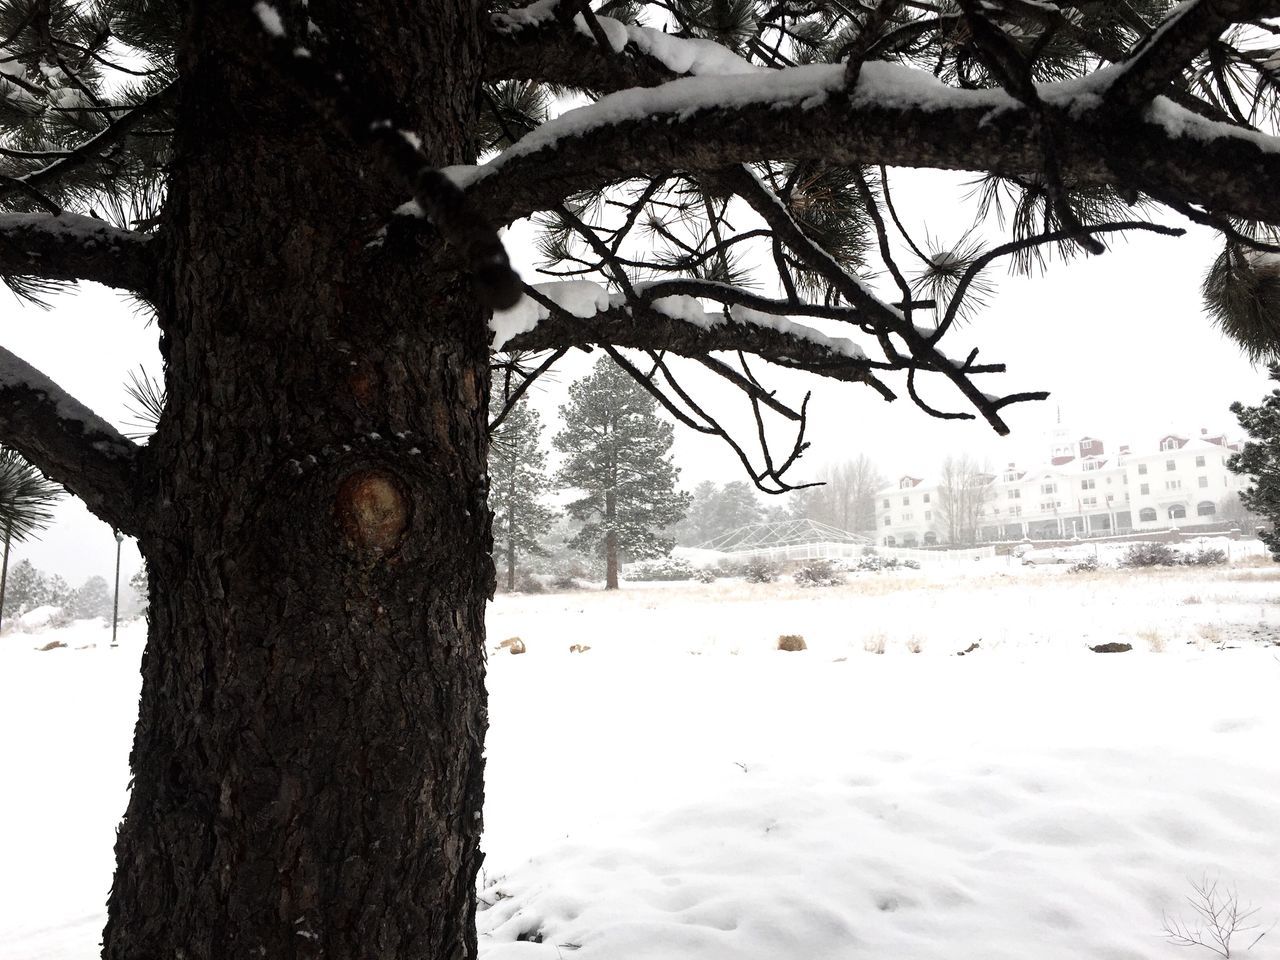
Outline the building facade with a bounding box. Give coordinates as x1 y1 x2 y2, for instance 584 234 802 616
875 428 1252 548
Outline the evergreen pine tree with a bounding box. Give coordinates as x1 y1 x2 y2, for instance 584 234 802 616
675 480 720 545
555 359 691 588
0 446 62 633
1229 365 1280 558
489 394 556 591
45 573 72 609
69 574 113 620
0 0 1275 951
2 558 46 620
713 481 764 537
130 563 149 614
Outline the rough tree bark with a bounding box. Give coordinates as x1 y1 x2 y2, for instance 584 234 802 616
101 3 493 958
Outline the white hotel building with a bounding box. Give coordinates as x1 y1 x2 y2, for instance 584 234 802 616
876 427 1253 548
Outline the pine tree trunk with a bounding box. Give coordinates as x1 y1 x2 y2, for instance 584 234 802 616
506 472 517 592
605 491 619 590
0 523 11 634
102 4 493 958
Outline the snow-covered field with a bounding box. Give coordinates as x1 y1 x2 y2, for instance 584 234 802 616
3 562 1279 960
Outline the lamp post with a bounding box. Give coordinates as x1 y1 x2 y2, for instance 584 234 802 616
111 529 123 648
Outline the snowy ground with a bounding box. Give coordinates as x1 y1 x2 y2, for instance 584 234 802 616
3 562 1279 960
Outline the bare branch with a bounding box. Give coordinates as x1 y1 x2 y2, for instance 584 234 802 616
0 345 142 536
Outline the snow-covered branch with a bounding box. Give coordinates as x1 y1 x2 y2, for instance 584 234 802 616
460 59 1280 230
1103 0 1280 110
495 279 887 393
485 0 757 91
0 212 157 295
0 345 142 536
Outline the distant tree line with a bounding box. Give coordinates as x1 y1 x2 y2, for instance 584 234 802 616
491 357 690 590
492 358 900 586
1 560 125 625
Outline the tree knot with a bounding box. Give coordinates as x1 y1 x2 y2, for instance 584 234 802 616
336 468 410 554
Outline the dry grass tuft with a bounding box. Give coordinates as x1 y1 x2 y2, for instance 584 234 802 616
1137 628 1165 653
863 633 887 655
1226 568 1280 582
905 636 924 654
1181 595 1203 605
1195 624 1224 649
777 634 807 652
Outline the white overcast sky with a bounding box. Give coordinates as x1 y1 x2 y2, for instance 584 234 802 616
4 170 1271 583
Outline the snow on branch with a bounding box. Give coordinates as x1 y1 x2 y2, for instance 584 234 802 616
0 212 157 295
0 345 142 536
492 279 869 363
487 0 758 90
459 58 1280 231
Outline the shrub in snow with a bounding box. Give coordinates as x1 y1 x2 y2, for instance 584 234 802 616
854 555 920 573
627 556 694 581
568 643 590 653
694 568 716 584
1089 642 1132 653
742 557 777 583
1120 542 1180 567
776 634 806 652
1182 547 1227 566
507 571 546 593
793 559 845 587
1068 555 1099 573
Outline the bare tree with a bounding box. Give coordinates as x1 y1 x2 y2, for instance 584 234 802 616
794 456 884 532
937 455 995 545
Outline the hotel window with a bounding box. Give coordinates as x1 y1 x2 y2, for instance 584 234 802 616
1140 483 1149 495
1195 456 1205 467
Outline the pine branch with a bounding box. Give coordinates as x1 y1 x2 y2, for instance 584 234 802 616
461 62 1280 233
1105 0 1280 110
0 83 176 207
503 285 891 395
0 345 142 536
714 164 1045 433
0 212 156 294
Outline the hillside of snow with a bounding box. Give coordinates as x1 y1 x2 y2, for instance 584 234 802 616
2 562 1278 960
